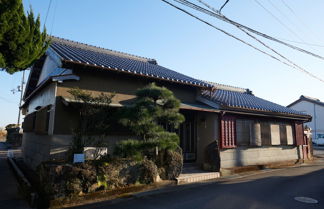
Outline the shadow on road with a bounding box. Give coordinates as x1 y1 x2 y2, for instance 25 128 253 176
71 164 324 209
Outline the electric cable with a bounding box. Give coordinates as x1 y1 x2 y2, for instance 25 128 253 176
177 0 324 61
161 0 324 83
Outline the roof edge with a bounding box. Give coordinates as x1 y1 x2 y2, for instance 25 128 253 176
49 36 157 64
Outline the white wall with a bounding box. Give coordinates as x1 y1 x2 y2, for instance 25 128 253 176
26 83 57 114
37 56 60 85
289 100 324 139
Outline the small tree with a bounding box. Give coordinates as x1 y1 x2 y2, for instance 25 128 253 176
68 88 115 155
120 83 185 148
0 0 48 74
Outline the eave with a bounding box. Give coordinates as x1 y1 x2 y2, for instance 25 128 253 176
61 59 212 90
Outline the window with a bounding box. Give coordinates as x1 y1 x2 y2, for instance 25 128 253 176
22 112 36 132
236 119 253 146
261 122 271 146
286 125 294 145
35 106 50 135
270 124 280 145
220 115 236 148
279 124 288 145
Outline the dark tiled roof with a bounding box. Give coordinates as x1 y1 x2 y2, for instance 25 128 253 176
49 37 211 88
202 87 308 116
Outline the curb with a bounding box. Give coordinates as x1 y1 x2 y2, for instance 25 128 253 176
7 157 38 208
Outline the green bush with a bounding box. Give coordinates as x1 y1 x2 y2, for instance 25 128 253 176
113 139 156 161
113 134 180 161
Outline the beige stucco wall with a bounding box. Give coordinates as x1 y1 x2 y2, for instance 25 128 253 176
196 112 219 166
220 146 299 168
56 70 199 105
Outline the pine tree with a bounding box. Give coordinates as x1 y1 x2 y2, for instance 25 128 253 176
0 0 48 74
121 83 185 141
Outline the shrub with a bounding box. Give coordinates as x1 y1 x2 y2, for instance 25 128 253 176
139 159 159 184
113 134 180 161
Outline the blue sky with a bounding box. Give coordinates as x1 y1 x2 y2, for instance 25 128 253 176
1 0 324 127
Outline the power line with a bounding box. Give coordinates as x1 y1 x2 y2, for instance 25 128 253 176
174 0 324 61
160 1 298 70
44 0 53 27
198 0 324 48
219 0 230 13
275 38 324 48
0 96 16 104
280 0 323 42
267 0 309 39
50 0 58 35
161 0 324 83
253 0 304 42
194 0 324 82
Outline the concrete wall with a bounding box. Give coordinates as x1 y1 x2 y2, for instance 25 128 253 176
289 100 324 139
22 133 72 169
220 146 299 168
196 112 219 165
22 132 135 169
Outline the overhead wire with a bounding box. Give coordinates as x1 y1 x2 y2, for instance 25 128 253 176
161 0 324 83
275 38 324 48
203 0 324 48
253 0 304 42
160 1 297 70
0 96 16 104
219 0 230 13
50 0 58 35
194 0 324 83
174 0 324 61
267 0 310 40
44 0 53 27
280 0 323 42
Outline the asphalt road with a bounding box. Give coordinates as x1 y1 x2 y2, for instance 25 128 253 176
74 155 324 209
0 142 29 209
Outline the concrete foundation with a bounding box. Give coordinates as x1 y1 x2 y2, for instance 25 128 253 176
220 146 299 168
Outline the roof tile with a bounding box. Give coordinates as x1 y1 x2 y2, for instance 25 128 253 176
49 37 211 88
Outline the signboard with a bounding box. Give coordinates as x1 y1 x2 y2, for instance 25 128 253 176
73 154 85 163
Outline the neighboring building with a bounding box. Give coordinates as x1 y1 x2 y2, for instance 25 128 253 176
21 37 311 170
288 95 324 140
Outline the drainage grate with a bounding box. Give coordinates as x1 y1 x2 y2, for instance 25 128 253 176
294 196 318 204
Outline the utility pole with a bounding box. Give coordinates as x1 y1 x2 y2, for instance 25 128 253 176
17 70 25 126
11 70 26 127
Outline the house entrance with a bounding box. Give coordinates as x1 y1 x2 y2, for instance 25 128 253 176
179 111 197 162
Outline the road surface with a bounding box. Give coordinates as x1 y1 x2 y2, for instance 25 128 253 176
0 142 28 209
74 150 324 209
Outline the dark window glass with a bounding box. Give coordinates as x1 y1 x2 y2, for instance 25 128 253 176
261 122 271 146
280 124 288 145
236 119 252 146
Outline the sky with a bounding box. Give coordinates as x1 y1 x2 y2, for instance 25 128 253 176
1 0 324 127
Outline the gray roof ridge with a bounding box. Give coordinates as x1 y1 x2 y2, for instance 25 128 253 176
203 80 251 94
300 95 321 102
49 36 157 64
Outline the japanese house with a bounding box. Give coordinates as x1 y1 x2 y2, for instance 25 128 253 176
21 37 311 169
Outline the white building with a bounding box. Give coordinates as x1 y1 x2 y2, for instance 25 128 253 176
288 95 323 139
